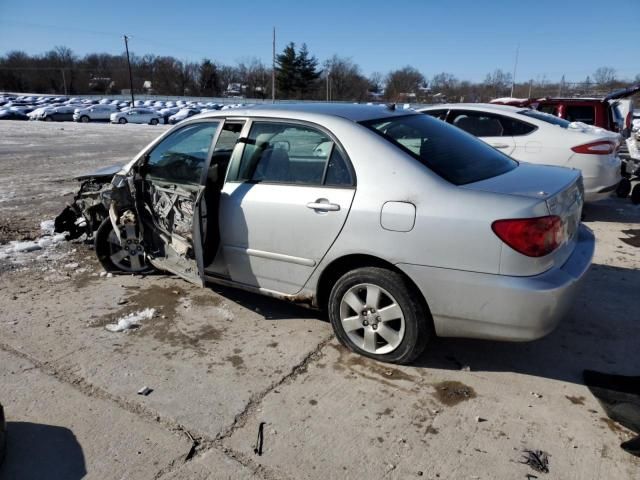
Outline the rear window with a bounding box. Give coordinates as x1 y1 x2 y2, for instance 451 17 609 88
362 114 517 185
565 105 595 124
519 109 571 128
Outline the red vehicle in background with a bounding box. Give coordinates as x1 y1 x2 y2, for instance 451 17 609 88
491 84 640 135
492 85 640 201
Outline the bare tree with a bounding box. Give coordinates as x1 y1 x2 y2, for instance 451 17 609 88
593 67 616 87
385 66 425 102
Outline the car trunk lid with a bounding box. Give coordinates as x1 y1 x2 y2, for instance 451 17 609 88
463 163 584 274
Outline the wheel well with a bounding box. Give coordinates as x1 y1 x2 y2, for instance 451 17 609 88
315 254 430 317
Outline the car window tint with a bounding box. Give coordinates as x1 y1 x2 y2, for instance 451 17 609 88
423 109 448 120
362 114 517 186
449 111 505 136
519 109 570 128
565 105 595 124
214 122 243 151
500 117 536 135
235 122 333 185
146 122 219 184
538 104 559 116
324 148 353 186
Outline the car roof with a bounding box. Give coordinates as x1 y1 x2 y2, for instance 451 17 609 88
193 103 417 123
419 103 524 114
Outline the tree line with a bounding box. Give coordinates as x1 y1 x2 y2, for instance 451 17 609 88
0 44 637 102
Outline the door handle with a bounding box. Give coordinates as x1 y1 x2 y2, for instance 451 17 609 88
491 144 510 149
306 200 340 212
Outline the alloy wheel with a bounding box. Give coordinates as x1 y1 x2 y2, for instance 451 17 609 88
339 283 405 354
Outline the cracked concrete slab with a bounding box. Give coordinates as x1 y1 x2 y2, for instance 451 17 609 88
0 269 332 441
156 448 255 480
2 121 640 480
223 340 640 479
0 348 194 480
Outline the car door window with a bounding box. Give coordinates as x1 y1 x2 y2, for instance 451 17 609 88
423 109 448 121
146 122 219 184
500 117 536 136
232 122 337 185
449 111 505 137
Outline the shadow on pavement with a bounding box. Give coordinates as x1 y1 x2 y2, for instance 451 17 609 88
582 198 640 224
208 283 323 321
0 422 86 480
414 263 640 385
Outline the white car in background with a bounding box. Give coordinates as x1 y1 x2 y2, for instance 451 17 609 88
110 108 162 125
168 107 200 124
73 104 118 122
419 104 622 202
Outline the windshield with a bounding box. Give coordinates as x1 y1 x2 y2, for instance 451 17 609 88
519 109 570 128
361 114 517 185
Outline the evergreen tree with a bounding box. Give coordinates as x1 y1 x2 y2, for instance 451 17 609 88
276 42 298 99
296 43 320 99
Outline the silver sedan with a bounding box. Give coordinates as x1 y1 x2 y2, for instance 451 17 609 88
85 103 594 364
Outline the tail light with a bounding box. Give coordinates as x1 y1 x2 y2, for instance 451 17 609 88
571 141 615 155
492 216 565 257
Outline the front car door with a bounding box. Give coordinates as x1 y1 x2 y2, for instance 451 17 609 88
447 109 516 154
139 120 222 284
218 119 356 295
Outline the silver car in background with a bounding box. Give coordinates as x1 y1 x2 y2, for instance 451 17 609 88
81 104 594 364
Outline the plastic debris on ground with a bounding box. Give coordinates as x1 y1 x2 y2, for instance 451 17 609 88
105 308 156 332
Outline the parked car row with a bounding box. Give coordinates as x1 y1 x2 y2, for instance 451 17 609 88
0 94 249 125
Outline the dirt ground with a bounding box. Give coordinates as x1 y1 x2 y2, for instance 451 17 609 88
0 120 639 480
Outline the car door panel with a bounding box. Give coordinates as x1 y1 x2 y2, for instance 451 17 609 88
219 182 355 294
141 120 222 285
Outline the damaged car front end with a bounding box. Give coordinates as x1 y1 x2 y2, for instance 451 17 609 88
55 165 122 240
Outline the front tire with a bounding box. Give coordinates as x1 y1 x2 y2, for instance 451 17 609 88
328 267 431 364
95 219 152 273
44 116 53 122
150 118 158 125
80 115 90 123
118 117 127 124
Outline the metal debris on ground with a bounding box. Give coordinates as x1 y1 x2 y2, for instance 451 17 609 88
520 449 550 473
254 421 266 456
137 386 153 396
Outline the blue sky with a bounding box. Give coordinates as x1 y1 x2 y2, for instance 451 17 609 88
0 0 638 82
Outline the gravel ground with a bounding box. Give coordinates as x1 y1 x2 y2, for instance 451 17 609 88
0 120 639 479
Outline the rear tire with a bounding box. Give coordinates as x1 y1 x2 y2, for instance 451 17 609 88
118 117 127 124
95 219 152 273
632 184 640 205
616 178 632 198
328 267 431 364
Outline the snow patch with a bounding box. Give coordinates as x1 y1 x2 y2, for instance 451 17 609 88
105 308 156 332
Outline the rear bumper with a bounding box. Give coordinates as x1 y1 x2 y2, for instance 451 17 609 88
581 156 622 202
397 224 595 341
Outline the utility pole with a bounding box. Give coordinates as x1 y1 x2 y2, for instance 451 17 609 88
61 69 67 95
528 79 533 98
510 44 519 97
326 68 331 101
123 35 135 106
271 27 276 103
